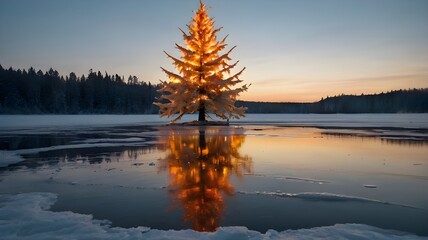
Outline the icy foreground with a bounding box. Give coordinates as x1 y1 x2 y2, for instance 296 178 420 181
0 192 425 240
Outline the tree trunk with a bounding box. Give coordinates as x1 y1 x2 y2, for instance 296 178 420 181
198 103 206 121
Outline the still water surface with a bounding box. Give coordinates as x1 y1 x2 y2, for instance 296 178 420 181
0 123 427 235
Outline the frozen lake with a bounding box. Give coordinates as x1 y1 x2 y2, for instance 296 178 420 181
0 114 427 239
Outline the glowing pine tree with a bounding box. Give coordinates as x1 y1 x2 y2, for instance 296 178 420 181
154 1 249 123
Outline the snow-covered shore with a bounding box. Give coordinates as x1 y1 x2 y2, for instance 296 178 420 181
1 114 427 130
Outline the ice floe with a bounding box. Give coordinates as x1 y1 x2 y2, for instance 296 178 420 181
238 191 418 209
0 151 23 167
275 176 329 184
244 173 329 184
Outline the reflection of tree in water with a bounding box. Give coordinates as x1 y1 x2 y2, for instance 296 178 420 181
158 127 252 232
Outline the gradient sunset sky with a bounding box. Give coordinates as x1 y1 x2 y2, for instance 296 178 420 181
1 0 427 102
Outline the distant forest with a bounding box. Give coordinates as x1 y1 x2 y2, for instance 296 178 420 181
0 65 159 114
237 89 428 113
1 66 427 114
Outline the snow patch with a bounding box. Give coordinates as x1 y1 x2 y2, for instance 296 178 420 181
235 113 428 129
0 192 149 239
0 115 168 129
1 114 428 130
0 151 23 167
0 192 425 240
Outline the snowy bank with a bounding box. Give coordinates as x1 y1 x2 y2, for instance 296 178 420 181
1 114 428 130
0 115 167 129
0 192 425 240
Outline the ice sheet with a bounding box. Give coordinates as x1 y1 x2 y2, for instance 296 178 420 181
1 114 427 130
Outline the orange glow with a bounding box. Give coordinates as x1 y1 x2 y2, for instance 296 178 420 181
158 127 252 232
241 71 428 103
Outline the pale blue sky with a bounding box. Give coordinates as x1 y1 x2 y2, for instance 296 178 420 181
1 0 427 101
